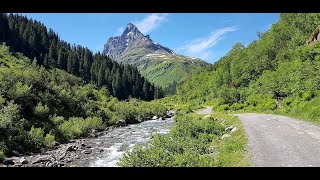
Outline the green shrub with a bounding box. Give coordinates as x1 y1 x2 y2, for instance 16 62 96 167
118 113 225 167
301 91 314 101
114 102 137 121
217 104 229 111
50 115 65 125
0 95 5 106
34 102 50 116
0 101 19 128
13 82 32 97
58 117 85 140
44 133 56 148
0 150 5 162
84 117 103 130
229 103 244 111
58 116 103 140
28 126 44 148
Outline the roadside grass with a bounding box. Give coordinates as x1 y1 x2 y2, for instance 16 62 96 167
117 107 250 167
211 112 250 167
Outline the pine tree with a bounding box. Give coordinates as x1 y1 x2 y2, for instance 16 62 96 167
104 67 111 89
67 51 73 73
57 47 64 69
0 14 9 42
43 53 49 67
32 57 38 67
112 68 122 98
143 80 149 100
97 66 105 87
82 50 92 82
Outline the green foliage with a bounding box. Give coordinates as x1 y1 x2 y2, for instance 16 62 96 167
0 44 169 155
118 113 248 167
34 102 50 117
0 150 5 162
0 95 5 105
173 13 320 124
0 101 19 129
57 117 103 140
50 115 65 125
0 13 160 101
44 133 56 148
28 126 44 148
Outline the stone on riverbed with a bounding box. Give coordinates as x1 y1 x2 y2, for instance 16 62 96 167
114 120 127 127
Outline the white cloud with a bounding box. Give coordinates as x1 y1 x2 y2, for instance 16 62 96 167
134 13 168 34
177 26 237 62
224 20 232 23
180 26 237 54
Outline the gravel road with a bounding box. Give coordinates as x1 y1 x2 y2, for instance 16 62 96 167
236 113 320 167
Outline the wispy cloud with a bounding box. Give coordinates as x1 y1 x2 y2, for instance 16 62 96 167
180 26 237 54
224 19 232 23
177 26 237 62
134 13 169 34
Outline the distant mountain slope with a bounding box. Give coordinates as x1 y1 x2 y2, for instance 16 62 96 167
0 13 162 100
175 13 320 121
103 23 209 94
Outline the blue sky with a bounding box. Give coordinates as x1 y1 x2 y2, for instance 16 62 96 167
21 13 280 64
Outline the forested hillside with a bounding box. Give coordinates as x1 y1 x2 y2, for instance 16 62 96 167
0 44 167 158
0 13 163 100
174 13 320 122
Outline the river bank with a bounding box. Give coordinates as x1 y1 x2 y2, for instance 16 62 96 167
1 112 174 167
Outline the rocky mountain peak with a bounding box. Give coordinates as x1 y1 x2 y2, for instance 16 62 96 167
103 23 174 60
121 23 143 39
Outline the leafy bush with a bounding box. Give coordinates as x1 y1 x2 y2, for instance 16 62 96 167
50 115 65 125
118 113 226 167
58 116 103 140
229 103 244 111
58 117 86 140
28 126 44 148
34 102 50 117
44 133 56 148
0 150 5 162
217 104 230 111
0 101 19 128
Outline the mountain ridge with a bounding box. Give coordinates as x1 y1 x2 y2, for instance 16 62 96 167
103 23 209 93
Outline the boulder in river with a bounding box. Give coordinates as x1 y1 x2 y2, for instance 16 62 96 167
20 158 29 165
114 120 127 127
152 116 158 120
126 118 139 124
66 145 77 152
3 159 15 165
165 111 174 118
83 150 92 154
32 156 51 164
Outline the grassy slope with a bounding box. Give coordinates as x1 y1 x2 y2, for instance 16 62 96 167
136 58 207 88
117 48 209 92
